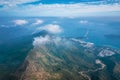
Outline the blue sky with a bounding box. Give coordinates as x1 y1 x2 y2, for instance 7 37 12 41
0 0 120 17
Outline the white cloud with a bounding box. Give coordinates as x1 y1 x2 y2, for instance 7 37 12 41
79 20 89 24
33 35 50 46
33 19 43 25
13 19 28 25
37 24 62 34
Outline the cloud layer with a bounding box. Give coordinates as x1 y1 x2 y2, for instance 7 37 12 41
0 2 120 17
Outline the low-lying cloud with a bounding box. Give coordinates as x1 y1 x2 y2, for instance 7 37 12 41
32 24 63 47
33 34 63 47
13 19 28 26
33 35 50 46
33 19 44 25
37 24 62 34
79 20 89 24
